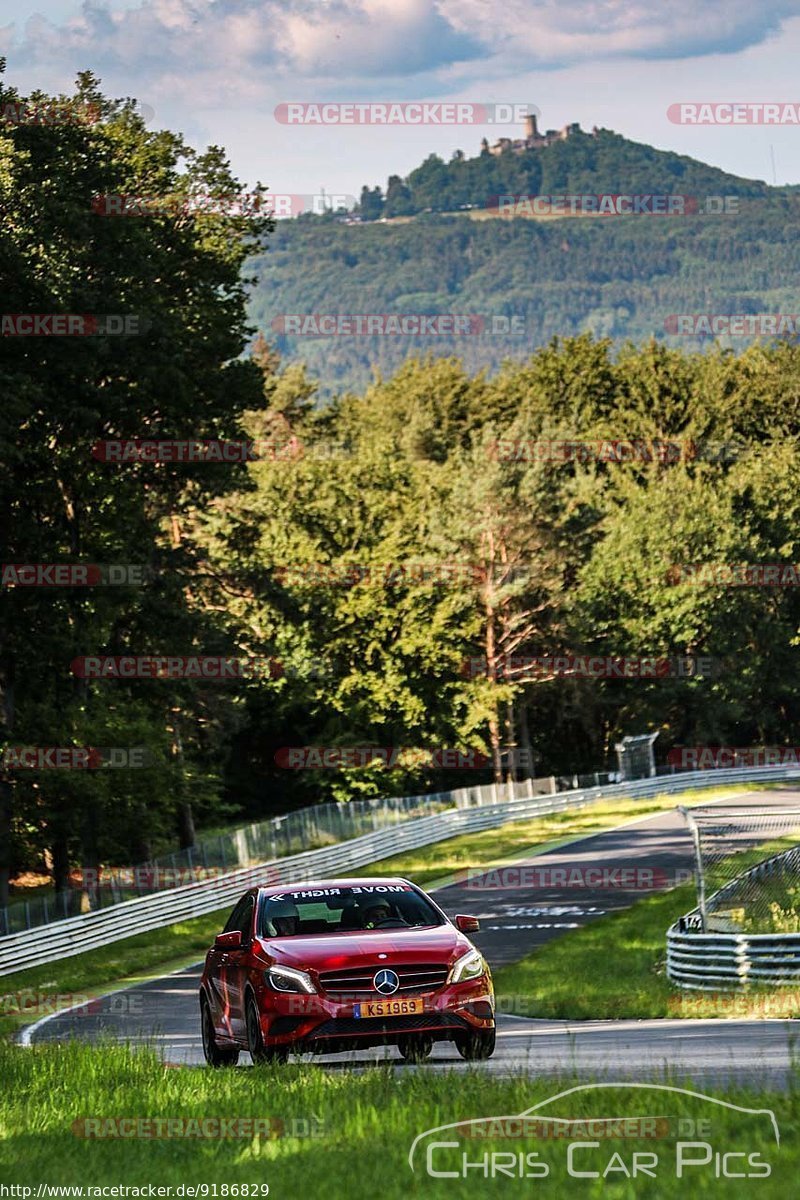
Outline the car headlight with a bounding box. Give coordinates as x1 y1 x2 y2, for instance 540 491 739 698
265 965 316 994
449 948 486 984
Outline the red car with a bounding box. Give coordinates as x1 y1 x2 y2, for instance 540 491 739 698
199 877 495 1065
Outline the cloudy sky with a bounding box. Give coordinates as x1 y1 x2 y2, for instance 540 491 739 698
3 1 800 197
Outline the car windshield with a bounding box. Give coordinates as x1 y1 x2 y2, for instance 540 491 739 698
257 884 445 937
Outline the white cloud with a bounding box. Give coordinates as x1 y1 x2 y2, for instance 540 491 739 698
5 0 799 93
439 0 800 65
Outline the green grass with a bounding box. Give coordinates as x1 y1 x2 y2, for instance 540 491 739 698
0 910 231 1039
0 783 775 1038
0 1041 797 1196
493 884 800 1021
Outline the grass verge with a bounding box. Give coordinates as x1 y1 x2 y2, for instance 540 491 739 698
0 1040 796 1196
493 883 800 1021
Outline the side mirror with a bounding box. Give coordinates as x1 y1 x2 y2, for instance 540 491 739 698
455 914 480 933
214 929 243 950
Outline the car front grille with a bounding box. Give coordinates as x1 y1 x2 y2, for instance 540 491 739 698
318 963 449 998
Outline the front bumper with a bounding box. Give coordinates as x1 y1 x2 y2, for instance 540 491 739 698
253 976 495 1051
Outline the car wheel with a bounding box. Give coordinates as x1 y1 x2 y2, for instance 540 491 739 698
397 1036 434 1063
455 1028 496 1061
201 996 239 1067
246 994 289 1065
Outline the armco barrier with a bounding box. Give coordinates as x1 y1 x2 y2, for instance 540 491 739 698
667 927 800 989
668 833 800 990
1 763 796 977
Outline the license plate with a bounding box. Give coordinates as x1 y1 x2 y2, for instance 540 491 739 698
353 997 425 1019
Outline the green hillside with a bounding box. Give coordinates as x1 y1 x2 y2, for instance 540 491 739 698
358 127 773 218
246 129 799 395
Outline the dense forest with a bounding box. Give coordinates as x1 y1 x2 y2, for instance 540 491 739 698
4 73 800 901
253 200 800 396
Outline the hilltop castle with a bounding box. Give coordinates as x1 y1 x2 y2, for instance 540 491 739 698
482 114 598 157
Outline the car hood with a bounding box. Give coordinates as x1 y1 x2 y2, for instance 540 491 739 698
257 924 472 972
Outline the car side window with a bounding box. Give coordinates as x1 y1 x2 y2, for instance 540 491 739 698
235 895 255 942
223 895 251 936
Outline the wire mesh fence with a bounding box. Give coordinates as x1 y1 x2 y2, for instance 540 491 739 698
679 803 800 932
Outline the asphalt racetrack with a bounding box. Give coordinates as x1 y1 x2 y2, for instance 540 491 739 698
24 789 800 1085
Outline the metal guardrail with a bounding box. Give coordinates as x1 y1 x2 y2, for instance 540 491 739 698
668 797 800 990
1 762 794 978
667 928 800 989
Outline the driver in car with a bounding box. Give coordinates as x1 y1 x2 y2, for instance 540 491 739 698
263 897 300 936
362 899 407 929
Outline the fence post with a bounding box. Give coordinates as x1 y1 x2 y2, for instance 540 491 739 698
679 805 707 931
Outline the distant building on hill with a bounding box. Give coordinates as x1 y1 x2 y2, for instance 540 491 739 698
482 115 598 156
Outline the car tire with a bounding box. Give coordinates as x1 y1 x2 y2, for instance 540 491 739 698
201 996 239 1067
397 1036 434 1063
455 1028 496 1061
246 994 289 1065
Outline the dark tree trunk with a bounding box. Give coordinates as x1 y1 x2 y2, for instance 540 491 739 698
81 813 101 911
519 700 534 780
0 660 15 914
172 720 196 849
52 833 72 914
178 800 196 850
